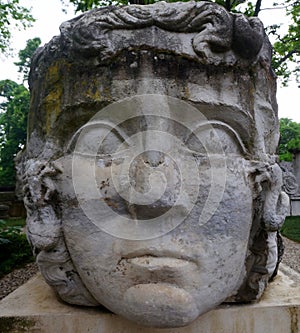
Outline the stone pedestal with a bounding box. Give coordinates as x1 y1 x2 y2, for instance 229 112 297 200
291 197 300 216
0 191 26 219
0 264 299 333
292 149 300 190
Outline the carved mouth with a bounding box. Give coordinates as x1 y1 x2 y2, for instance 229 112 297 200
128 204 173 220
120 250 196 264
116 254 198 283
124 255 193 270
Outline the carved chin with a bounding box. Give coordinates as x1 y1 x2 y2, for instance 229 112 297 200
120 283 199 328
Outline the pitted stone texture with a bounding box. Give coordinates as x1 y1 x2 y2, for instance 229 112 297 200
19 1 289 328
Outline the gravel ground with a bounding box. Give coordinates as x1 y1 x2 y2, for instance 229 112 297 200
0 262 38 300
281 236 300 273
0 236 299 301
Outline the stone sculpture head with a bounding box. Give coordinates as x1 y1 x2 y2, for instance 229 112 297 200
20 1 289 328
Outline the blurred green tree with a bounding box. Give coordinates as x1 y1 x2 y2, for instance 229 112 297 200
14 37 41 83
0 38 41 186
279 118 300 161
0 0 34 54
0 80 29 185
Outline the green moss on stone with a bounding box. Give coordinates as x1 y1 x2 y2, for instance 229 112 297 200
0 317 36 332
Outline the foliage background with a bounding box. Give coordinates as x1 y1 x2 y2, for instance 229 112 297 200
0 219 33 277
0 37 41 186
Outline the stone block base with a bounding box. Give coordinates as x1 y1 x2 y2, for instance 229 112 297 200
291 197 300 216
0 264 299 333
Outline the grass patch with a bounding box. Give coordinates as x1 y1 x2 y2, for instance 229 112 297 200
1 218 26 228
280 216 300 243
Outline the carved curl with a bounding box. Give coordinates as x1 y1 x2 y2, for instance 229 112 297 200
232 163 289 302
281 167 299 196
261 164 289 231
22 158 99 306
58 1 268 65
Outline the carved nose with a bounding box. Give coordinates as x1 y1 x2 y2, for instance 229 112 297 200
141 150 164 168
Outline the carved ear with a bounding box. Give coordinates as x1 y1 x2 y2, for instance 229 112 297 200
24 158 99 307
255 164 290 231
231 164 289 302
24 160 62 253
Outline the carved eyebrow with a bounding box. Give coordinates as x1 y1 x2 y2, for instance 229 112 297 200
189 120 249 156
66 120 129 154
67 119 249 157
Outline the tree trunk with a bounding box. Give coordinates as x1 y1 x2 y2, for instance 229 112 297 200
129 0 146 4
225 0 231 11
254 0 262 16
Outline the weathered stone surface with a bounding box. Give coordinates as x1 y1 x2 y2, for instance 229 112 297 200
0 266 299 332
280 152 300 216
19 1 289 328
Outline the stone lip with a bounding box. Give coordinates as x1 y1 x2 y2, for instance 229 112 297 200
116 255 198 286
124 256 194 269
120 249 196 263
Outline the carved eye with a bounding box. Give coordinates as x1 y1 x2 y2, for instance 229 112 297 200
67 121 129 158
185 122 247 156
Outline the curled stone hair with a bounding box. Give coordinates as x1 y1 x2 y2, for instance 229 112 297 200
20 1 289 307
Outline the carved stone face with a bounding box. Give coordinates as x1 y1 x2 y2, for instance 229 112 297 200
53 96 254 327
22 2 290 329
